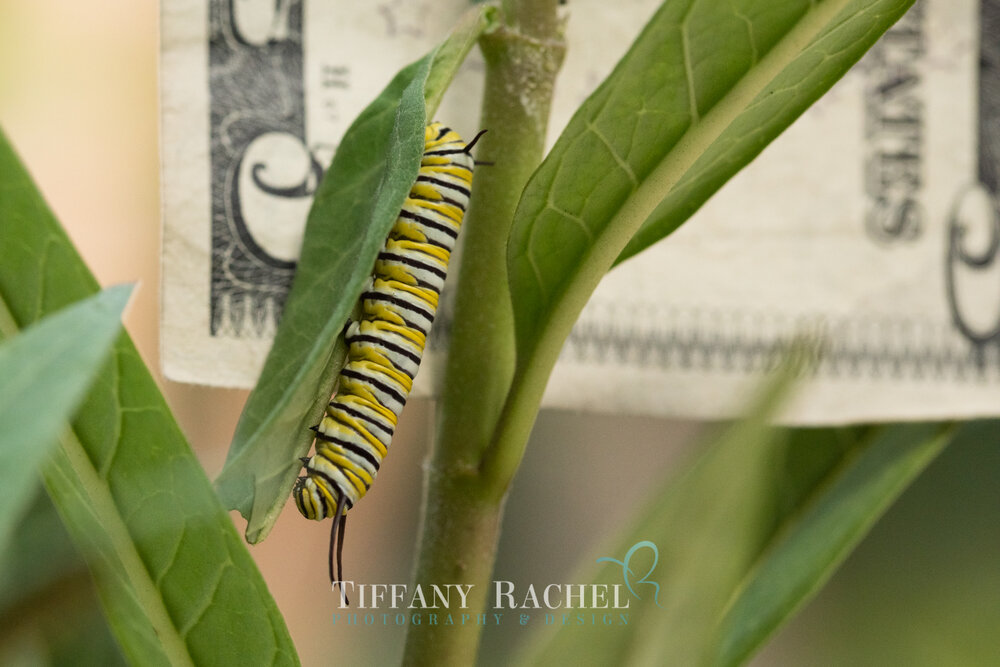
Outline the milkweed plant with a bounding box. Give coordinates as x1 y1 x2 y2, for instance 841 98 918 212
1 1 975 665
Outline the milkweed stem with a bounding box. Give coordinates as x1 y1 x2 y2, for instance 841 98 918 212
403 1 565 664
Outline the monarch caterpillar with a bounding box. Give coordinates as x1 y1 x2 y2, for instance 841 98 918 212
293 122 485 596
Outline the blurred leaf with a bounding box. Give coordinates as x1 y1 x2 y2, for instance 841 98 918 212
518 355 800 666
0 285 130 553
506 0 915 392
0 493 86 617
518 367 948 665
0 515 125 667
0 494 118 666
218 7 494 543
43 604 127 667
757 421 1000 665
710 422 950 666
770 426 869 521
0 128 297 666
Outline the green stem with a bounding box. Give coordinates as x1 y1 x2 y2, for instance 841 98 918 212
403 2 564 664
478 350 551 500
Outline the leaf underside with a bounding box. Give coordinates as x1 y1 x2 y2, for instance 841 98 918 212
506 0 916 379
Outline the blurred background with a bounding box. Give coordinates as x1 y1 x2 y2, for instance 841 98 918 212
1 1 998 665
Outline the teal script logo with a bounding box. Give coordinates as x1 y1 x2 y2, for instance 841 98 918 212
596 540 661 607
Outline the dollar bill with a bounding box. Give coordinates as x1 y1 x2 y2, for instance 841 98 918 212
160 0 1000 423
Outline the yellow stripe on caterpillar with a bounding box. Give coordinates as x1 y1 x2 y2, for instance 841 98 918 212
336 393 399 427
383 238 451 264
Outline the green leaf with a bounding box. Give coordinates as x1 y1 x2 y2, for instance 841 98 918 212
505 0 915 399
0 496 125 667
516 384 949 665
0 493 87 619
0 128 297 666
517 356 802 666
218 6 495 543
425 3 499 118
215 57 429 544
709 423 951 666
0 285 130 554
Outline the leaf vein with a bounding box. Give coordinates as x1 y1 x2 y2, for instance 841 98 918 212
100 346 125 479
585 121 637 188
733 5 759 64
680 0 702 123
547 200 595 243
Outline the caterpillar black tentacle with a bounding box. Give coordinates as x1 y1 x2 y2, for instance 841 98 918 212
293 123 480 600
